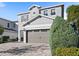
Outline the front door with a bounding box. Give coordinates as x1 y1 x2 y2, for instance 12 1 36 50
26 31 28 43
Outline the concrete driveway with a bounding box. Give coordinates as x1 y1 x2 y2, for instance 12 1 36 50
0 42 51 56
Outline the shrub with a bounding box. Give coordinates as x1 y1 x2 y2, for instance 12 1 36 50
0 38 2 44
55 48 79 56
8 37 18 42
66 5 79 29
49 16 78 55
0 25 4 43
0 25 4 35
2 36 9 43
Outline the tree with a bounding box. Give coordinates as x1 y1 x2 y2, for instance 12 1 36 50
49 16 78 55
66 5 79 31
0 25 4 43
0 25 4 35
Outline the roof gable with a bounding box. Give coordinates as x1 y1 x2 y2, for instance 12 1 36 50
23 15 41 26
23 15 53 26
28 5 41 10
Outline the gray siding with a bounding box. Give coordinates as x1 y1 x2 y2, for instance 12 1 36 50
0 18 18 31
0 18 18 39
29 16 53 25
41 7 62 17
29 7 40 20
2 29 17 39
18 5 63 31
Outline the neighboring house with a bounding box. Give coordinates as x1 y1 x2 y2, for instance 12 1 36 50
0 18 18 39
18 4 64 43
14 21 18 25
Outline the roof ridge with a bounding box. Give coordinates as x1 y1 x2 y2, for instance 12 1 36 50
0 18 15 23
40 4 64 10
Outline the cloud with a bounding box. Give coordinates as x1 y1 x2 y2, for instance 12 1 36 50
0 2 6 8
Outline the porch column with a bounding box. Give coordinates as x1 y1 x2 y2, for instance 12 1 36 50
23 31 26 43
18 29 21 42
18 15 22 42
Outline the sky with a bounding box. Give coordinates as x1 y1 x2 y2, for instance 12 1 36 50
0 2 79 21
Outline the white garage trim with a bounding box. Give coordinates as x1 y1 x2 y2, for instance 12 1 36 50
23 24 52 30
23 31 26 43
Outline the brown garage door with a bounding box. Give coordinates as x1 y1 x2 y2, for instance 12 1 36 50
27 29 50 43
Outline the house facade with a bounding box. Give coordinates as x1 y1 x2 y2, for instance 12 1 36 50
0 18 18 39
18 4 64 43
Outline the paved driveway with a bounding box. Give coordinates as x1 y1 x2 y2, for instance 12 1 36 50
0 42 51 56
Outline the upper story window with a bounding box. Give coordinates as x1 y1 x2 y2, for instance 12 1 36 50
13 23 16 28
21 15 25 22
27 15 29 21
44 10 48 16
33 12 35 14
39 10 41 14
21 15 29 22
7 23 10 28
51 9 55 15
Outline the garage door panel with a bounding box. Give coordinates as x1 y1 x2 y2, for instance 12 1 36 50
28 30 49 43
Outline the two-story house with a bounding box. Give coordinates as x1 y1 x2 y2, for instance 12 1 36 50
0 18 18 39
18 4 64 43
